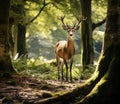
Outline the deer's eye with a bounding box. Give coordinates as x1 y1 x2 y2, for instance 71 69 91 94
72 29 75 32
67 29 70 32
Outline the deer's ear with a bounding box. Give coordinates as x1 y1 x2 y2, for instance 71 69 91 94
62 25 68 30
75 26 80 30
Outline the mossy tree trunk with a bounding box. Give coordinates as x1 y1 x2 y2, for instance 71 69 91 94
77 0 120 103
0 0 15 73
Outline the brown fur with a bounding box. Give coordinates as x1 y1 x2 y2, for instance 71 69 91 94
54 32 75 82
54 16 85 82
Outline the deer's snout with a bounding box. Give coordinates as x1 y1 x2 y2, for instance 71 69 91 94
69 31 73 36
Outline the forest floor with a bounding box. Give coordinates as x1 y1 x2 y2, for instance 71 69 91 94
0 73 85 104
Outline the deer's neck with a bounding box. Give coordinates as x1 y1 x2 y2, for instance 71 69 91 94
67 36 74 49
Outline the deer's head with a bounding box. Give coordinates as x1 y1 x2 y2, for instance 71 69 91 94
58 16 87 36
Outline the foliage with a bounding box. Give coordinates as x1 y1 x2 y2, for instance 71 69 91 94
24 0 107 64
9 0 107 63
93 30 104 42
12 57 56 80
10 0 106 81
81 65 95 79
26 31 81 60
12 56 94 81
10 0 26 24
93 30 104 60
24 0 107 37
92 0 107 23
25 0 82 38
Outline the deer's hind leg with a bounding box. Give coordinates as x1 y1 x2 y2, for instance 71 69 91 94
60 59 64 81
56 56 60 80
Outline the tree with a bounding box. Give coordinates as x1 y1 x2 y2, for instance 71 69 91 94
80 0 106 71
16 0 26 58
0 0 15 73
76 0 120 103
80 0 93 70
10 0 26 58
10 0 53 58
29 0 120 103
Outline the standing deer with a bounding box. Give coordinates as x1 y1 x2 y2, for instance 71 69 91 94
54 16 86 82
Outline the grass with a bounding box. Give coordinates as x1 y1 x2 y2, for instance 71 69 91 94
12 56 95 81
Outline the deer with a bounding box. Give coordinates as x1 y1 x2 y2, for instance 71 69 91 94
54 16 87 82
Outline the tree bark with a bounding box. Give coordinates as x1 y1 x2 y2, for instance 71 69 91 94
77 45 120 104
10 0 27 58
17 24 26 57
77 0 120 103
0 0 15 73
80 0 94 70
9 17 14 57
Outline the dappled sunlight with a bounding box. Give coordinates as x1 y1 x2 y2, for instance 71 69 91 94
12 56 95 83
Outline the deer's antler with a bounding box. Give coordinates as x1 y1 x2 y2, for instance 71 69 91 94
74 16 87 27
58 15 70 30
58 15 65 25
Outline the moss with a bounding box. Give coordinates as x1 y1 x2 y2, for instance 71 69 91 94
2 97 15 104
6 80 17 85
2 72 12 78
77 45 120 104
40 84 50 90
53 90 67 97
42 91 53 98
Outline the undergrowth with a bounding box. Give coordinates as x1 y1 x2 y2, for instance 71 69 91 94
12 56 95 81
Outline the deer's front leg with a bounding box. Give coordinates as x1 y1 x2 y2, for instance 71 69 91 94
70 59 73 82
64 60 68 81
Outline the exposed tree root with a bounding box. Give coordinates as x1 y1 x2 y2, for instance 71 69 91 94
29 50 113 104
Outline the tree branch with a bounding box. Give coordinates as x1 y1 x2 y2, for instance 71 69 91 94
25 1 52 26
92 18 106 31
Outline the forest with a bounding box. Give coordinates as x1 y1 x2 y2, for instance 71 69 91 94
0 0 120 104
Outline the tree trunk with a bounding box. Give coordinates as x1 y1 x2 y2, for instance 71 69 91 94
10 0 26 58
12 23 18 58
77 45 120 104
77 0 120 103
17 24 26 57
80 0 94 70
0 0 15 73
9 17 14 57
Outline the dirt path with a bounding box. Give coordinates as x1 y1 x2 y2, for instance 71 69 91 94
0 74 85 104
